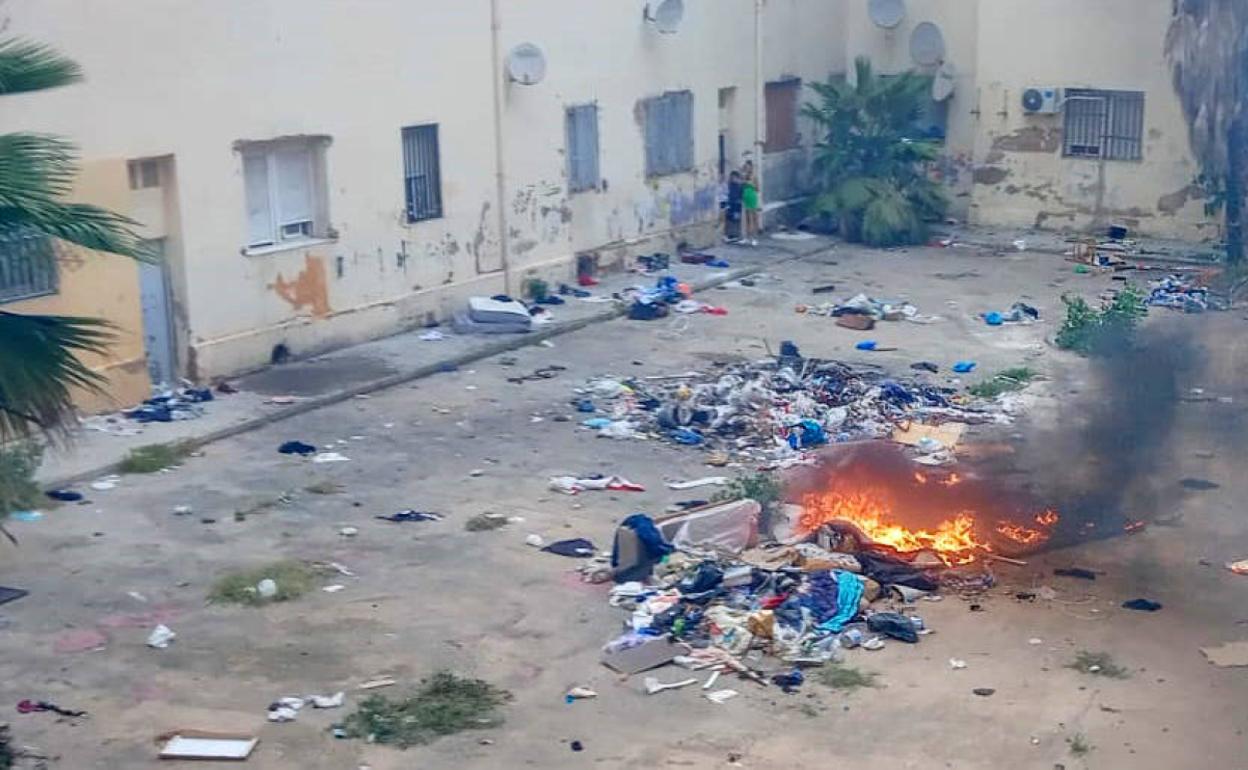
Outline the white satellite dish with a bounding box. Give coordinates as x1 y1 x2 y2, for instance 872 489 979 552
909 21 946 66
505 43 547 85
645 0 685 34
932 61 956 101
868 0 906 29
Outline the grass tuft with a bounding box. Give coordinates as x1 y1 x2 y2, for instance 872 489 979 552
1067 650 1130 679
465 513 509 532
1067 733 1093 756
342 672 511 747
968 367 1038 398
816 664 879 691
208 560 316 606
117 441 194 474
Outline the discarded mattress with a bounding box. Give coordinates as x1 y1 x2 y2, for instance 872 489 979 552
468 296 531 325
452 312 531 334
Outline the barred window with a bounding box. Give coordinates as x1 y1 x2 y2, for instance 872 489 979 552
0 232 57 304
402 125 443 223
1063 89 1144 161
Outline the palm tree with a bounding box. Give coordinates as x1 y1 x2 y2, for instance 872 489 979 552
0 38 150 440
803 57 947 248
1166 0 1248 263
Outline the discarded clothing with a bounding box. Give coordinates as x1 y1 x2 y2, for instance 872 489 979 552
278 441 317 456
17 699 86 717
549 475 646 495
1122 598 1162 612
45 490 83 502
855 551 941 592
770 669 804 693
376 511 443 523
1054 567 1097 580
542 538 598 557
867 611 919 643
1147 275 1209 312
611 514 675 583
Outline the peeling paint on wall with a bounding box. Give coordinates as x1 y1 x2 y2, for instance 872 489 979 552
991 126 1063 154
1157 184 1201 215
271 253 331 317
973 166 1010 185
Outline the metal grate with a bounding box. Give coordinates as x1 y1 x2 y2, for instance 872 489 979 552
402 124 443 222
644 90 695 177
0 231 58 304
566 104 601 193
1063 89 1144 161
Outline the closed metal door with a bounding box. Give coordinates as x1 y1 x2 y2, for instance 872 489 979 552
138 239 176 387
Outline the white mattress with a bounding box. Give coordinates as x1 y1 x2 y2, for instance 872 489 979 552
468 296 532 324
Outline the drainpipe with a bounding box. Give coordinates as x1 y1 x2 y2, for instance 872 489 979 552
753 0 766 208
489 0 512 293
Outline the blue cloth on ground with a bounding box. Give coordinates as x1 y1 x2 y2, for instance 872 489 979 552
612 513 675 577
809 570 865 633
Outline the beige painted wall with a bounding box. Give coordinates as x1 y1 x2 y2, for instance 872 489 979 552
1 0 846 380
844 0 1211 240
4 160 151 413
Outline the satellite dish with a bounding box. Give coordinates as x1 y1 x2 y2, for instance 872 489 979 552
932 61 956 101
868 0 906 29
644 0 685 34
909 21 946 66
505 43 547 85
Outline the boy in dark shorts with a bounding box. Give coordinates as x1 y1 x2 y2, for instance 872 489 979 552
723 171 744 243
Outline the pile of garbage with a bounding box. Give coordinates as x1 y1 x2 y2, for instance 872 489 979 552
1146 274 1212 313
795 293 936 331
570 344 1005 462
622 276 727 321
586 500 993 697
124 386 215 423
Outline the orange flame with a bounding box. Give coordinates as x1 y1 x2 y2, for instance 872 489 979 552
914 472 929 485
1035 509 1060 526
799 489 987 565
994 521 1048 545
940 473 963 487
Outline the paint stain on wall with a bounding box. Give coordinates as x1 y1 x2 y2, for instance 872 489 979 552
1157 184 1200 215
973 166 1010 185
271 253 331 317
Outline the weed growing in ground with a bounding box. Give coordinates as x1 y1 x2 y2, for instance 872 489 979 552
1056 285 1146 355
816 665 879 691
208 561 316 606
968 367 1038 398
465 513 509 531
343 672 511 747
0 443 43 516
1067 733 1093 756
117 441 194 474
1068 650 1130 679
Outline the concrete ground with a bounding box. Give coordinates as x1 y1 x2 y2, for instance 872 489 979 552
3 240 1246 769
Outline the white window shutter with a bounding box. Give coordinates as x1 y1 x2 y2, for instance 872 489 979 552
274 145 314 226
243 154 273 246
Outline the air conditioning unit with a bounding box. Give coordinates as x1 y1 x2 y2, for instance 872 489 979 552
1022 87 1063 114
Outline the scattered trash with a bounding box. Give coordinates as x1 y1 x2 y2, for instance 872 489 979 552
1180 478 1220 490
867 612 919 643
339 526 359 537
1147 274 1211 312
952 361 977 374
549 475 645 495
278 441 317 456
357 677 397 690
418 329 446 341
525 534 545 548
570 740 584 752
705 689 740 704
16 699 86 717
949 658 967 670
322 584 345 593
375 511 443 523
565 686 597 701
541 538 597 557
90 475 120 491
643 676 698 695
312 452 351 464
256 579 278 599
1121 598 1162 612
146 624 176 649
172 504 193 516
158 732 258 760
1200 641 1248 668
770 669 804 693
1054 567 1097 580
972 687 996 697
45 490 83 502
310 692 345 709
1226 559 1248 576
0 587 28 607
666 477 729 490
9 511 41 522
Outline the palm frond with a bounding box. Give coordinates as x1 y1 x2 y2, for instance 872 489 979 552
0 132 153 261
0 312 115 440
0 38 83 96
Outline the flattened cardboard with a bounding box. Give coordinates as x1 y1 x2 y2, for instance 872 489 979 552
601 636 679 675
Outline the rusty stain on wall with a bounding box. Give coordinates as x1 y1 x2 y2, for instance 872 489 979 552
271 253 331 317
991 126 1062 153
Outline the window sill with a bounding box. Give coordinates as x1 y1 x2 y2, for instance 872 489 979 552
243 237 336 257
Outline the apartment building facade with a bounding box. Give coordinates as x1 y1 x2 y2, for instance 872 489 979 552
1 0 1208 408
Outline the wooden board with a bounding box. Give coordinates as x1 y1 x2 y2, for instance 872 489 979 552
159 733 258 760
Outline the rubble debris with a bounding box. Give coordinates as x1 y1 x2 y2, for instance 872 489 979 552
566 351 1006 464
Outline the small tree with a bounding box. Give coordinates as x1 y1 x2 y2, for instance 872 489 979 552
1167 0 1248 264
0 39 150 441
803 57 947 248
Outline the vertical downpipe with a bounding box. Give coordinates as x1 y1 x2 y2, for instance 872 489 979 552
754 0 766 211
489 0 512 292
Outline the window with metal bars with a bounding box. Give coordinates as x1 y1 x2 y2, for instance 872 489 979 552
643 91 695 177
0 231 58 304
565 104 601 193
1063 89 1145 161
402 125 443 222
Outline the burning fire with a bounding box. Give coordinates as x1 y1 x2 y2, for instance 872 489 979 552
994 510 1062 546
799 489 987 565
1035 509 1060 526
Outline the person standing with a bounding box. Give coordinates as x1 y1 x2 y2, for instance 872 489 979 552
723 170 744 243
741 160 760 246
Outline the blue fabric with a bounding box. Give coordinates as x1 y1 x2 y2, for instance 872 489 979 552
817 571 865 633
612 514 675 570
